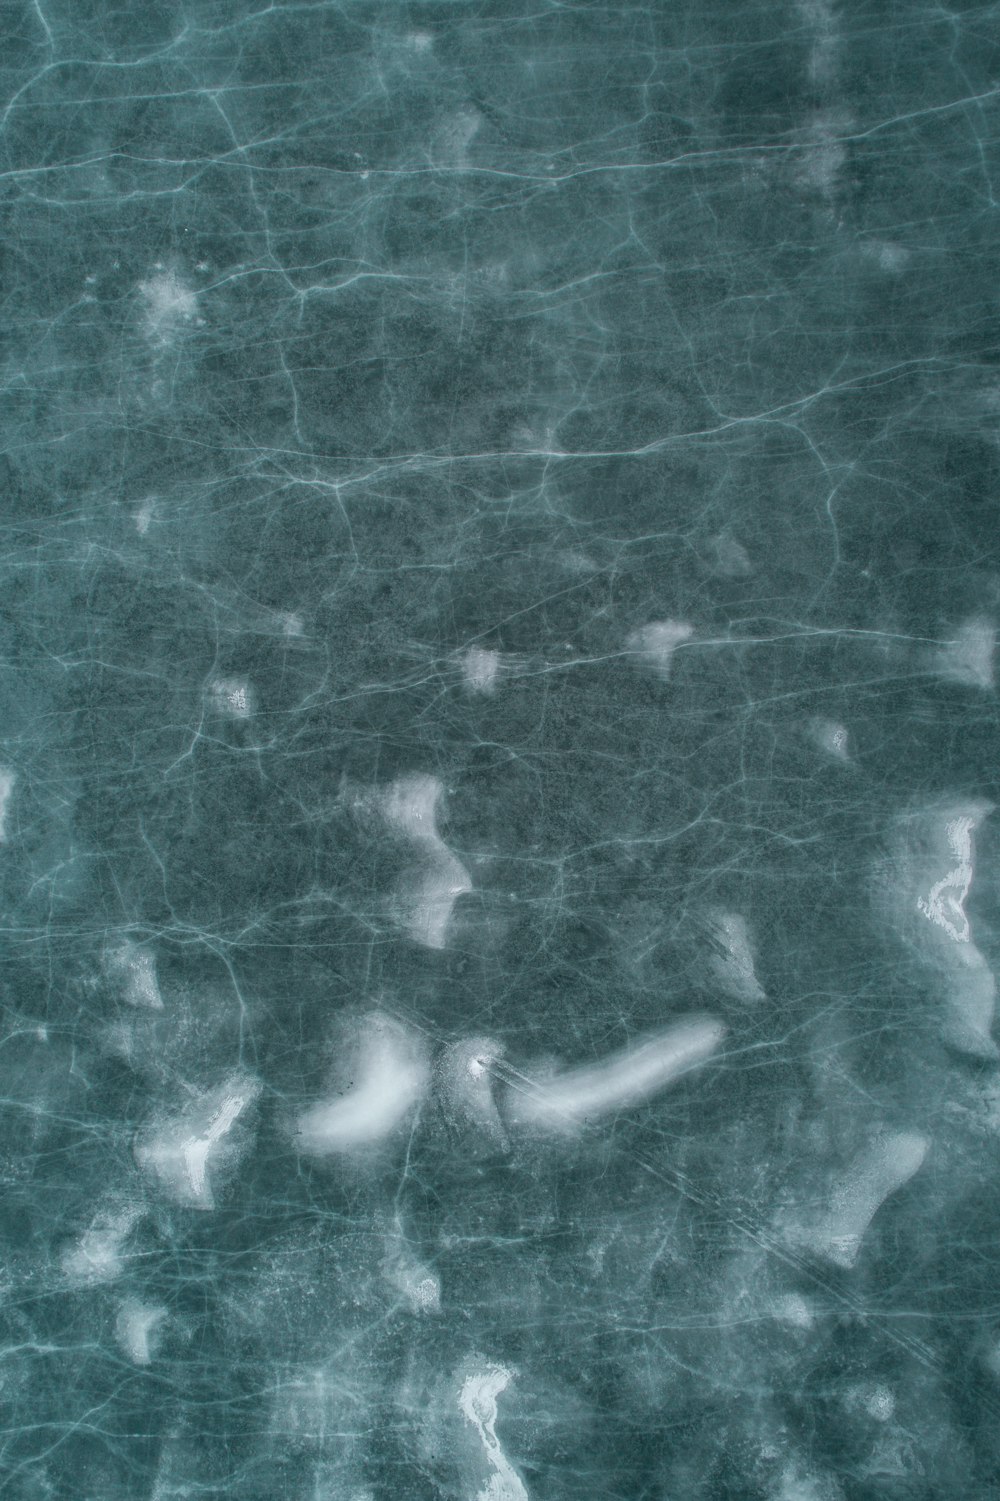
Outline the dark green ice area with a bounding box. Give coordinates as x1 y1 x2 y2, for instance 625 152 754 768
1 0 1000 1496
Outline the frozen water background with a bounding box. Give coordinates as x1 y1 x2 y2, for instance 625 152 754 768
1 0 1000 1496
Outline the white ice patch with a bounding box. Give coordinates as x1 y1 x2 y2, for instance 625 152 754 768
881 800 997 1057
504 1016 724 1134
460 647 502 696
115 1298 167 1366
436 1036 509 1152
916 811 980 942
0 768 15 841
458 1363 529 1501
133 497 156 535
105 940 163 1010
703 910 766 1003
61 1205 142 1286
383 1238 441 1313
379 774 472 950
626 620 693 680
296 1013 430 1156
930 616 995 690
789 1130 929 1270
138 267 201 343
808 718 850 761
135 1074 261 1209
208 676 254 719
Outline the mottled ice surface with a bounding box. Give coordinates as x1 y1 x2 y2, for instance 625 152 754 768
1 0 999 1497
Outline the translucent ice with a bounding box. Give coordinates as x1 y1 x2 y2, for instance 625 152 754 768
791 1130 929 1269
295 1013 430 1156
503 1016 724 1133
135 1074 261 1209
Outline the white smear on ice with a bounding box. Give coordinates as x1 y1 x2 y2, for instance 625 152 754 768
458 1363 529 1501
208 676 254 719
0 768 15 841
884 800 997 1056
505 1016 724 1133
626 620 694 680
139 268 200 342
809 718 850 761
105 941 162 1010
917 811 979 942
61 1206 142 1286
704 910 766 1003
930 616 995 690
115 1298 167 1366
379 775 472 950
296 1013 430 1156
795 1130 929 1270
460 647 502 696
437 1036 509 1151
135 1075 260 1209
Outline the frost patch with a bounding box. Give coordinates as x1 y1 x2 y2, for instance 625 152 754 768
458 1362 529 1501
504 1015 724 1134
115 1298 167 1365
138 267 201 342
105 940 163 1010
135 1074 261 1209
296 1013 429 1156
626 620 693 680
930 616 995 690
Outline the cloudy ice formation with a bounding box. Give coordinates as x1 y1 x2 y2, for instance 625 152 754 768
134 1074 261 1208
295 1013 430 1156
105 940 163 1010
928 616 995 689
882 799 997 1057
504 1016 724 1133
788 1130 929 1270
702 910 766 1003
436 1035 510 1152
379 774 472 949
625 620 694 680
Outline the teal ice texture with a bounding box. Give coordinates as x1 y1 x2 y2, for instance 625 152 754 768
1 0 1000 1497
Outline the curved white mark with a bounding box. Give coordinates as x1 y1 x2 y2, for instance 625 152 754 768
296 1013 429 1156
504 1016 724 1133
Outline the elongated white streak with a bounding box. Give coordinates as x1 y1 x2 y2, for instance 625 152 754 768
296 1016 429 1155
505 1016 724 1131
